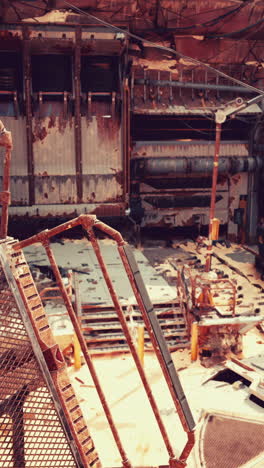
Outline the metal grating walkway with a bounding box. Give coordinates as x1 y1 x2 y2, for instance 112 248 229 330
0 238 100 468
199 413 264 468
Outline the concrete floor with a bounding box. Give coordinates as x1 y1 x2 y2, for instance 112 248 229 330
68 333 264 467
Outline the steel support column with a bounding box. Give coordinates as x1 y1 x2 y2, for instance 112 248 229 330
122 78 130 205
74 26 83 203
23 28 35 206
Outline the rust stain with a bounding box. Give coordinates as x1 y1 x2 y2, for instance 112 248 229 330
111 168 123 188
48 115 56 129
231 174 241 185
228 208 233 220
58 114 70 134
33 123 48 143
37 171 49 177
0 30 21 39
90 203 125 217
218 175 227 186
228 196 235 208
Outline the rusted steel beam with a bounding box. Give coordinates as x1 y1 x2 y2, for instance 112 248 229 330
22 28 35 206
205 122 222 272
74 26 83 203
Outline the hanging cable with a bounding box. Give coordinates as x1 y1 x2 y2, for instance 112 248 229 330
137 0 247 30
59 0 264 97
206 16 264 39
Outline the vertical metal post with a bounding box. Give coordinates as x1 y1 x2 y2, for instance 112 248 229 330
73 271 82 323
205 122 222 272
74 26 83 203
190 322 198 362
122 78 130 206
22 28 35 206
137 324 144 366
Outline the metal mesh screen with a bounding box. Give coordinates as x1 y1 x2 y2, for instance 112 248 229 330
201 413 264 468
0 267 78 467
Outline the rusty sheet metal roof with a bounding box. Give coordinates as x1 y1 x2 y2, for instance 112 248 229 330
132 141 249 158
3 1 264 40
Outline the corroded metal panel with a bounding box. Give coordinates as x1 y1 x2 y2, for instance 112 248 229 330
8 202 125 218
0 117 29 205
132 141 249 158
33 114 75 175
32 104 76 204
10 177 29 206
81 114 122 174
34 175 77 205
0 117 28 176
82 175 123 203
81 101 123 203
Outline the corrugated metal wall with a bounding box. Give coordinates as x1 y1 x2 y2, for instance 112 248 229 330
82 101 123 203
33 103 76 204
0 115 28 205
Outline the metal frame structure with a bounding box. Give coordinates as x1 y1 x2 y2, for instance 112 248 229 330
13 214 196 467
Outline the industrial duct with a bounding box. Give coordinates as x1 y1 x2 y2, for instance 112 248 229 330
131 156 263 179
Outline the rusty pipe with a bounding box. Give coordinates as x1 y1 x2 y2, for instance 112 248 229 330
93 219 125 245
131 156 262 177
134 78 255 94
13 214 97 251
